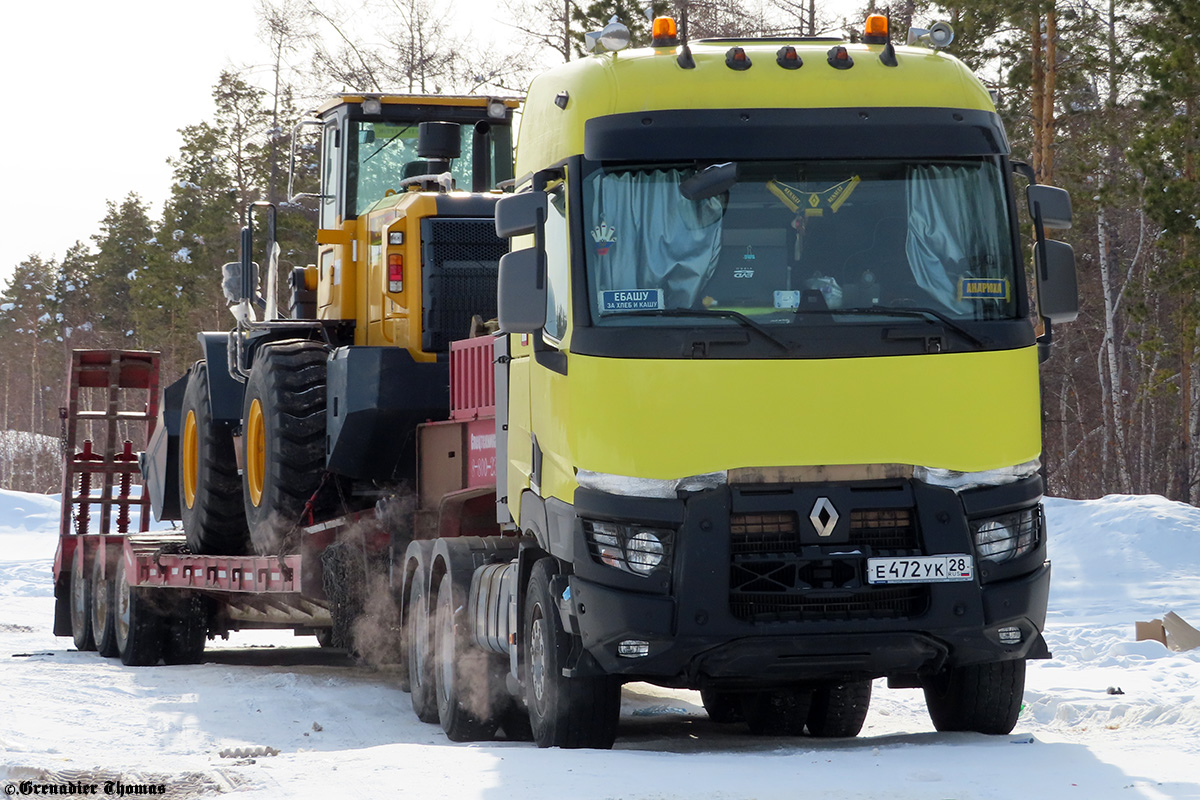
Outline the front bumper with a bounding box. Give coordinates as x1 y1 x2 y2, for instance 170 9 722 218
558 475 1051 686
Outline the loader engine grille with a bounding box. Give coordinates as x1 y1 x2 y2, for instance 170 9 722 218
729 505 928 622
421 217 506 352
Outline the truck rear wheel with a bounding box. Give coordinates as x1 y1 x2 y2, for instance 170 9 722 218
114 556 166 667
700 689 743 724
434 572 502 741
69 545 95 651
742 688 813 735
181 362 249 555
91 552 118 658
524 558 621 749
807 680 872 737
407 565 440 723
923 658 1025 734
162 593 209 665
242 341 329 554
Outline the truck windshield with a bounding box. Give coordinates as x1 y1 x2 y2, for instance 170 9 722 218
582 158 1018 325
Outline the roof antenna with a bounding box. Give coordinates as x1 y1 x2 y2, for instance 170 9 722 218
677 1 695 69
880 9 898 66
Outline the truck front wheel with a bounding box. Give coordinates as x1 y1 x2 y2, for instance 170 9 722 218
242 341 329 554
524 558 621 749
923 658 1025 735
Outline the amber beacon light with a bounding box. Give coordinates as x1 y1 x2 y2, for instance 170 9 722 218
863 14 889 44
651 16 679 46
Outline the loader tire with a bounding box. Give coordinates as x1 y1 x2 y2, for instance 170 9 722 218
242 341 329 555
70 545 95 651
524 558 621 749
923 658 1025 735
91 551 118 658
115 555 166 667
181 362 249 555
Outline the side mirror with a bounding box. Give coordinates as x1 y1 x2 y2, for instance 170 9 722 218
1027 185 1072 230
497 248 547 333
1035 239 1078 324
495 192 547 239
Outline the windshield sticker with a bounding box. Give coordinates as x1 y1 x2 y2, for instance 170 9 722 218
767 176 860 218
591 220 617 255
774 290 801 309
600 289 664 312
958 277 1010 301
735 246 756 278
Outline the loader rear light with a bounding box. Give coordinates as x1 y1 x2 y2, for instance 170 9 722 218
863 14 889 43
388 254 403 292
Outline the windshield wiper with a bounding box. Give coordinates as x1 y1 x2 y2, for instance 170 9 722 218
362 124 416 165
618 308 789 351
793 305 985 348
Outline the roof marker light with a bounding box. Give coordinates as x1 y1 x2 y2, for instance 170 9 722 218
651 16 678 47
827 45 854 70
863 14 889 44
725 46 752 70
776 45 803 69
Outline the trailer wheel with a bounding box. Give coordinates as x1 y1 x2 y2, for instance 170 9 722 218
524 558 621 749
434 572 502 741
69 545 95 651
91 552 118 658
741 688 813 736
181 362 249 555
923 658 1025 735
807 680 872 737
162 593 209 665
242 341 329 554
407 564 439 723
700 689 743 724
114 556 166 667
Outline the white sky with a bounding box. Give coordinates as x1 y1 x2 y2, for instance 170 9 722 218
0 0 870 287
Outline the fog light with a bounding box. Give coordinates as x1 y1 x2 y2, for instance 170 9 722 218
618 640 650 658
626 531 664 574
998 626 1022 644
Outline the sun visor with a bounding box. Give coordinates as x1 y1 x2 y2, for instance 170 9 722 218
584 108 1009 161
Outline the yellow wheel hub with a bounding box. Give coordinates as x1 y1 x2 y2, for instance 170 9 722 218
246 398 266 507
182 410 198 509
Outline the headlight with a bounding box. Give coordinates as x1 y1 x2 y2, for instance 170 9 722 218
583 520 674 576
626 531 665 574
970 506 1041 563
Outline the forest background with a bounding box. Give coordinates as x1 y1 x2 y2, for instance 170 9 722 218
1 0 1197 504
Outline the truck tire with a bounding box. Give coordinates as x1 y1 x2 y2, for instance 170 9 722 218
524 558 621 749
181 362 249 555
91 552 118 658
807 680 872 737
161 593 209 665
407 564 440 723
242 341 329 554
434 572 502 741
114 556 166 667
70 545 95 651
700 689 743 724
742 688 813 735
923 658 1025 735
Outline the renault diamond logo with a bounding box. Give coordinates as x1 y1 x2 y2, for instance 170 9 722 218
810 497 839 537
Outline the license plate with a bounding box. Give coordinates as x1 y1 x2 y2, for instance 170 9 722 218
866 555 974 584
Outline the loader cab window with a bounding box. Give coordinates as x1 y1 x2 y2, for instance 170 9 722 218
319 121 339 229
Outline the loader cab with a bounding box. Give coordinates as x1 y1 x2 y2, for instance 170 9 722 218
315 95 517 229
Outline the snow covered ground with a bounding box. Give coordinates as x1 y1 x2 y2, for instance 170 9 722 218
1 489 1198 799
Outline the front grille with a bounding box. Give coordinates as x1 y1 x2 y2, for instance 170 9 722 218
730 585 929 622
728 503 926 623
421 217 506 352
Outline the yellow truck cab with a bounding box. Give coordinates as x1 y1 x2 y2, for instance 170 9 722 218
492 15 1078 743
